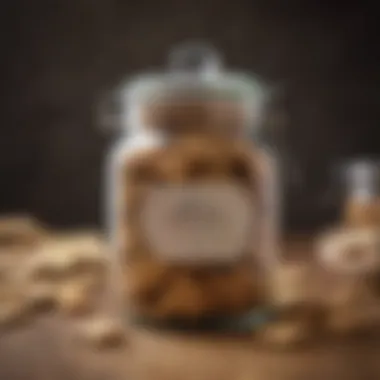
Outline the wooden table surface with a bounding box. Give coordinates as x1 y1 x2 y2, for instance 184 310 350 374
1 315 380 380
1 236 380 380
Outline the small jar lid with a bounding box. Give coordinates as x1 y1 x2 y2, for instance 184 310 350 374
104 42 268 134
124 42 266 105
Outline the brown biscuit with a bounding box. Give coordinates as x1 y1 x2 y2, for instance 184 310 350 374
124 259 169 306
343 198 380 228
224 142 259 189
160 135 237 183
162 135 260 190
142 97 211 135
204 266 260 315
123 149 166 185
142 92 248 137
153 272 206 319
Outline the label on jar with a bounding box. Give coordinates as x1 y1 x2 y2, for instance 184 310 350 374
140 184 255 264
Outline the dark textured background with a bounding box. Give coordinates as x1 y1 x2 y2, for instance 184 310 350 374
0 0 379 233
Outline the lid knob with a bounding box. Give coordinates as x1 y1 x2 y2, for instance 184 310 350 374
168 42 222 77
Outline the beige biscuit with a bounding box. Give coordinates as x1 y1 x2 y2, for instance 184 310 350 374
0 215 48 248
268 262 316 307
27 233 107 282
76 315 126 349
64 256 107 282
316 227 380 275
26 251 73 282
265 262 330 336
57 277 98 317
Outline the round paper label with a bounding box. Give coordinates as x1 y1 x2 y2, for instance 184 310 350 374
140 184 255 264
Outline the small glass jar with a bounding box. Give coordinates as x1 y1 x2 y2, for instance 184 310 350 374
315 159 380 280
342 159 380 228
104 43 278 332
313 159 380 336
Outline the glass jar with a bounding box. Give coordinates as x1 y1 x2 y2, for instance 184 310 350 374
342 159 380 228
105 43 279 332
313 159 380 336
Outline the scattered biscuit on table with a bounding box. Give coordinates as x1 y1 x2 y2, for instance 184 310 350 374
76 315 126 349
57 277 99 317
258 319 312 348
0 215 48 248
26 282 58 313
0 283 31 328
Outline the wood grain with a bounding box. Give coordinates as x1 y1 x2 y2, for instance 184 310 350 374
0 237 379 380
0 314 379 380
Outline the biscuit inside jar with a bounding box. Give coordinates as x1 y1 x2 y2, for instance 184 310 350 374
203 266 260 315
142 96 212 134
124 150 165 185
161 135 258 185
